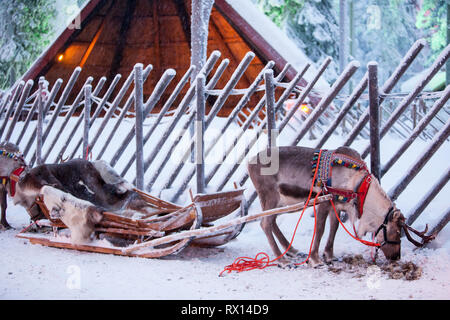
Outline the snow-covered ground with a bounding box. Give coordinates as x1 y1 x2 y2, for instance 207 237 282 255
0 122 449 299
1 196 449 300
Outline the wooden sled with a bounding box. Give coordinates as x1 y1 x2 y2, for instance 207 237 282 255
16 187 334 259
16 188 247 258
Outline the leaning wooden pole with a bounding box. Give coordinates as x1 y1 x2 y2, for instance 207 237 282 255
123 194 333 254
426 208 450 245
4 79 34 142
380 85 450 177
388 117 450 201
361 43 450 158
35 79 45 165
343 39 426 147
406 166 450 227
83 85 92 160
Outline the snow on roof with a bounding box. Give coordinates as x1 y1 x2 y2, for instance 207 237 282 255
225 0 331 94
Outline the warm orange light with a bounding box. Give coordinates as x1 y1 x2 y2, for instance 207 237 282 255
58 54 64 62
300 104 309 113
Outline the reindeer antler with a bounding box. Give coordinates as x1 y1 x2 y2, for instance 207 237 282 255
402 223 435 247
60 155 69 163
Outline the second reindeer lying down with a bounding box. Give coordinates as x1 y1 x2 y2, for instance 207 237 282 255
0 142 159 243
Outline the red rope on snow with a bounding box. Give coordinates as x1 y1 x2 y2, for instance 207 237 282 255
219 151 324 276
219 149 382 276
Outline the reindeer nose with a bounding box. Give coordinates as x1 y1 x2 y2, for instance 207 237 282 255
390 252 401 261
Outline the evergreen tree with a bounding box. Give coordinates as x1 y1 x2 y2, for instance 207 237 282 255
348 0 423 84
252 0 340 81
415 0 448 64
0 0 56 89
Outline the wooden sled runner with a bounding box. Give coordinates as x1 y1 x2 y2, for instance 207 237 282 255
16 188 248 258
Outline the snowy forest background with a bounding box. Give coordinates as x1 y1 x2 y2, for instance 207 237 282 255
0 0 447 89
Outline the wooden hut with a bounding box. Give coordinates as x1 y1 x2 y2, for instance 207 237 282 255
21 0 328 116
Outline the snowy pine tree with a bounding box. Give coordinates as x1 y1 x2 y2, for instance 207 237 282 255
252 0 340 82
0 0 56 89
415 0 448 64
348 0 424 84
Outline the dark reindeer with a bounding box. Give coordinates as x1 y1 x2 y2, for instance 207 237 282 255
0 142 158 242
248 146 434 268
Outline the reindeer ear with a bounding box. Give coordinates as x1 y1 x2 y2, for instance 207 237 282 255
87 206 103 224
393 210 405 225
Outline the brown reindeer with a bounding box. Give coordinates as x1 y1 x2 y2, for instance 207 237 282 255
248 146 434 268
0 142 26 229
0 142 158 242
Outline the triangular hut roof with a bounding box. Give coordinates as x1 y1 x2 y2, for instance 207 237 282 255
21 0 329 115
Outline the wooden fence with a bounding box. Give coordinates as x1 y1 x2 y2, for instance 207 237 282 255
0 39 449 240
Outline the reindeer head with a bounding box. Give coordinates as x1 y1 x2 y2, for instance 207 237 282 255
374 208 404 260
0 141 27 175
356 175 435 261
374 207 435 261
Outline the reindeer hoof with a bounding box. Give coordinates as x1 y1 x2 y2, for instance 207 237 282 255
286 251 308 262
277 259 298 269
323 253 338 265
0 222 12 230
307 258 325 268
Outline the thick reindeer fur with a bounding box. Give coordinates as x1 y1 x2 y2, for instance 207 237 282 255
248 146 402 267
0 142 158 243
41 185 103 244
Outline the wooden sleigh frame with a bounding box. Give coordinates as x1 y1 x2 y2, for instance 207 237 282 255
16 187 334 259
16 188 248 258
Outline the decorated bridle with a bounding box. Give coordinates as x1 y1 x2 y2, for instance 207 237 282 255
312 150 402 249
0 149 27 197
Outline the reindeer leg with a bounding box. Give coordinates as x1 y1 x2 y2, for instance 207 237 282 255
260 215 284 258
323 205 339 263
309 203 328 267
272 220 303 260
0 189 11 229
259 193 295 268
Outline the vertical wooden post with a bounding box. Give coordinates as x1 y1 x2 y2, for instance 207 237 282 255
195 75 206 194
264 69 276 149
134 64 145 190
190 0 214 80
36 78 45 165
368 62 380 181
446 3 449 86
83 85 92 160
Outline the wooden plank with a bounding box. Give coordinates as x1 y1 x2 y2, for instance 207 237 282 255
107 0 138 80
79 14 107 68
173 0 191 45
151 0 161 78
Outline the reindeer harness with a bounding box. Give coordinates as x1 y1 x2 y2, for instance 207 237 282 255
311 149 373 218
312 149 401 247
0 149 26 197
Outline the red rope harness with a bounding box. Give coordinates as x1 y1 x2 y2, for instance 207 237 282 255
219 151 324 276
220 150 381 276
